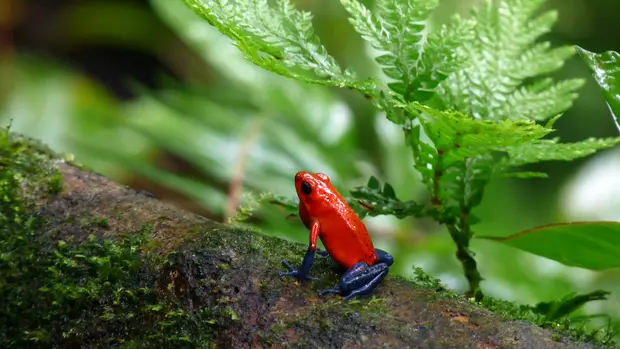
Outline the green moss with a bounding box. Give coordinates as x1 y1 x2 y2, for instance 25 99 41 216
1 208 217 346
90 216 110 228
47 171 63 194
216 263 230 270
406 266 618 347
0 128 219 348
475 295 618 347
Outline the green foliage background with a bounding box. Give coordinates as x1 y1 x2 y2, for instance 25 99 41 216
3 0 620 338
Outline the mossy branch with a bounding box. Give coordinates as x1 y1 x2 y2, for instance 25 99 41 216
0 131 613 348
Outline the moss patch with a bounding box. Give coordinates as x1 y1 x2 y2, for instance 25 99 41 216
406 267 618 347
0 127 218 348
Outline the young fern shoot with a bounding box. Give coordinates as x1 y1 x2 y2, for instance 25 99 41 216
341 0 475 123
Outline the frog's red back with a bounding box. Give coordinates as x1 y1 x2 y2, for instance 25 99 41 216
295 171 378 269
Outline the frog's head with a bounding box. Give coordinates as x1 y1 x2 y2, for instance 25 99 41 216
294 171 333 207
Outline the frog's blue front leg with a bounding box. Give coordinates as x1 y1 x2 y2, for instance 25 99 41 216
280 247 319 281
281 221 323 281
319 248 394 300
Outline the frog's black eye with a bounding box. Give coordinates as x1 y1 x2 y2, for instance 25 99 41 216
301 181 312 195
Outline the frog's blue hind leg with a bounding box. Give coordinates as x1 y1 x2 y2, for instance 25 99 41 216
319 248 394 300
375 248 394 266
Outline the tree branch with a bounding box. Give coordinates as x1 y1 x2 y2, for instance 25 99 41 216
10 133 603 349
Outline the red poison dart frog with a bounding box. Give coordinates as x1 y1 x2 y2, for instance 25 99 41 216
279 171 394 300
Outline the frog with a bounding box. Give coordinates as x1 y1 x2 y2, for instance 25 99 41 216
279 171 394 300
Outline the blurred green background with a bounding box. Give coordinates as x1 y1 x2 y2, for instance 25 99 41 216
3 0 620 332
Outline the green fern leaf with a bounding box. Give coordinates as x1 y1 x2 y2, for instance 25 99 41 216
183 0 376 95
498 137 620 168
437 0 583 121
577 47 620 130
404 102 620 219
341 0 475 102
349 177 427 219
259 192 299 214
404 102 542 216
408 102 552 157
405 124 436 188
495 78 582 121
496 171 548 179
407 102 620 209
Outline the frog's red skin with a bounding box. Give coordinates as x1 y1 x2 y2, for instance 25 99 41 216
295 172 377 269
279 171 394 300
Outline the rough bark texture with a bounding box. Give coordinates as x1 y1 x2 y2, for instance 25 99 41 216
7 134 607 349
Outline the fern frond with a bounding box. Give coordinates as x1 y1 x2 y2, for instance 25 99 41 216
423 16 476 76
403 102 550 217
406 124 436 187
405 102 620 216
496 171 548 179
496 79 583 121
184 0 377 95
341 0 475 102
498 137 620 168
437 0 583 121
349 176 427 219
408 102 552 153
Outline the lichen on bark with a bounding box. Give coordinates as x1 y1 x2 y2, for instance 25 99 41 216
0 128 613 348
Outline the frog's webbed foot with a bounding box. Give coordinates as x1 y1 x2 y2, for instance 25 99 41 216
318 286 341 296
320 260 390 301
341 269 387 301
279 259 320 281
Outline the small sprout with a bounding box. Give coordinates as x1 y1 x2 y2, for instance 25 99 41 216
224 306 239 321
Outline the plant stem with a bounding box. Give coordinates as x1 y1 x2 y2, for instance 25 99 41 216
447 223 483 300
404 118 484 299
225 117 265 222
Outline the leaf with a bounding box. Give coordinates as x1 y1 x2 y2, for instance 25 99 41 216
405 102 620 219
260 192 299 215
409 101 620 180
150 0 259 85
438 0 583 121
497 137 620 168
576 47 620 132
404 125 430 178
409 102 552 153
495 171 548 179
349 177 426 219
476 222 620 270
404 103 547 215
406 103 550 203
530 290 610 321
341 0 475 102
367 176 381 190
182 0 377 96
